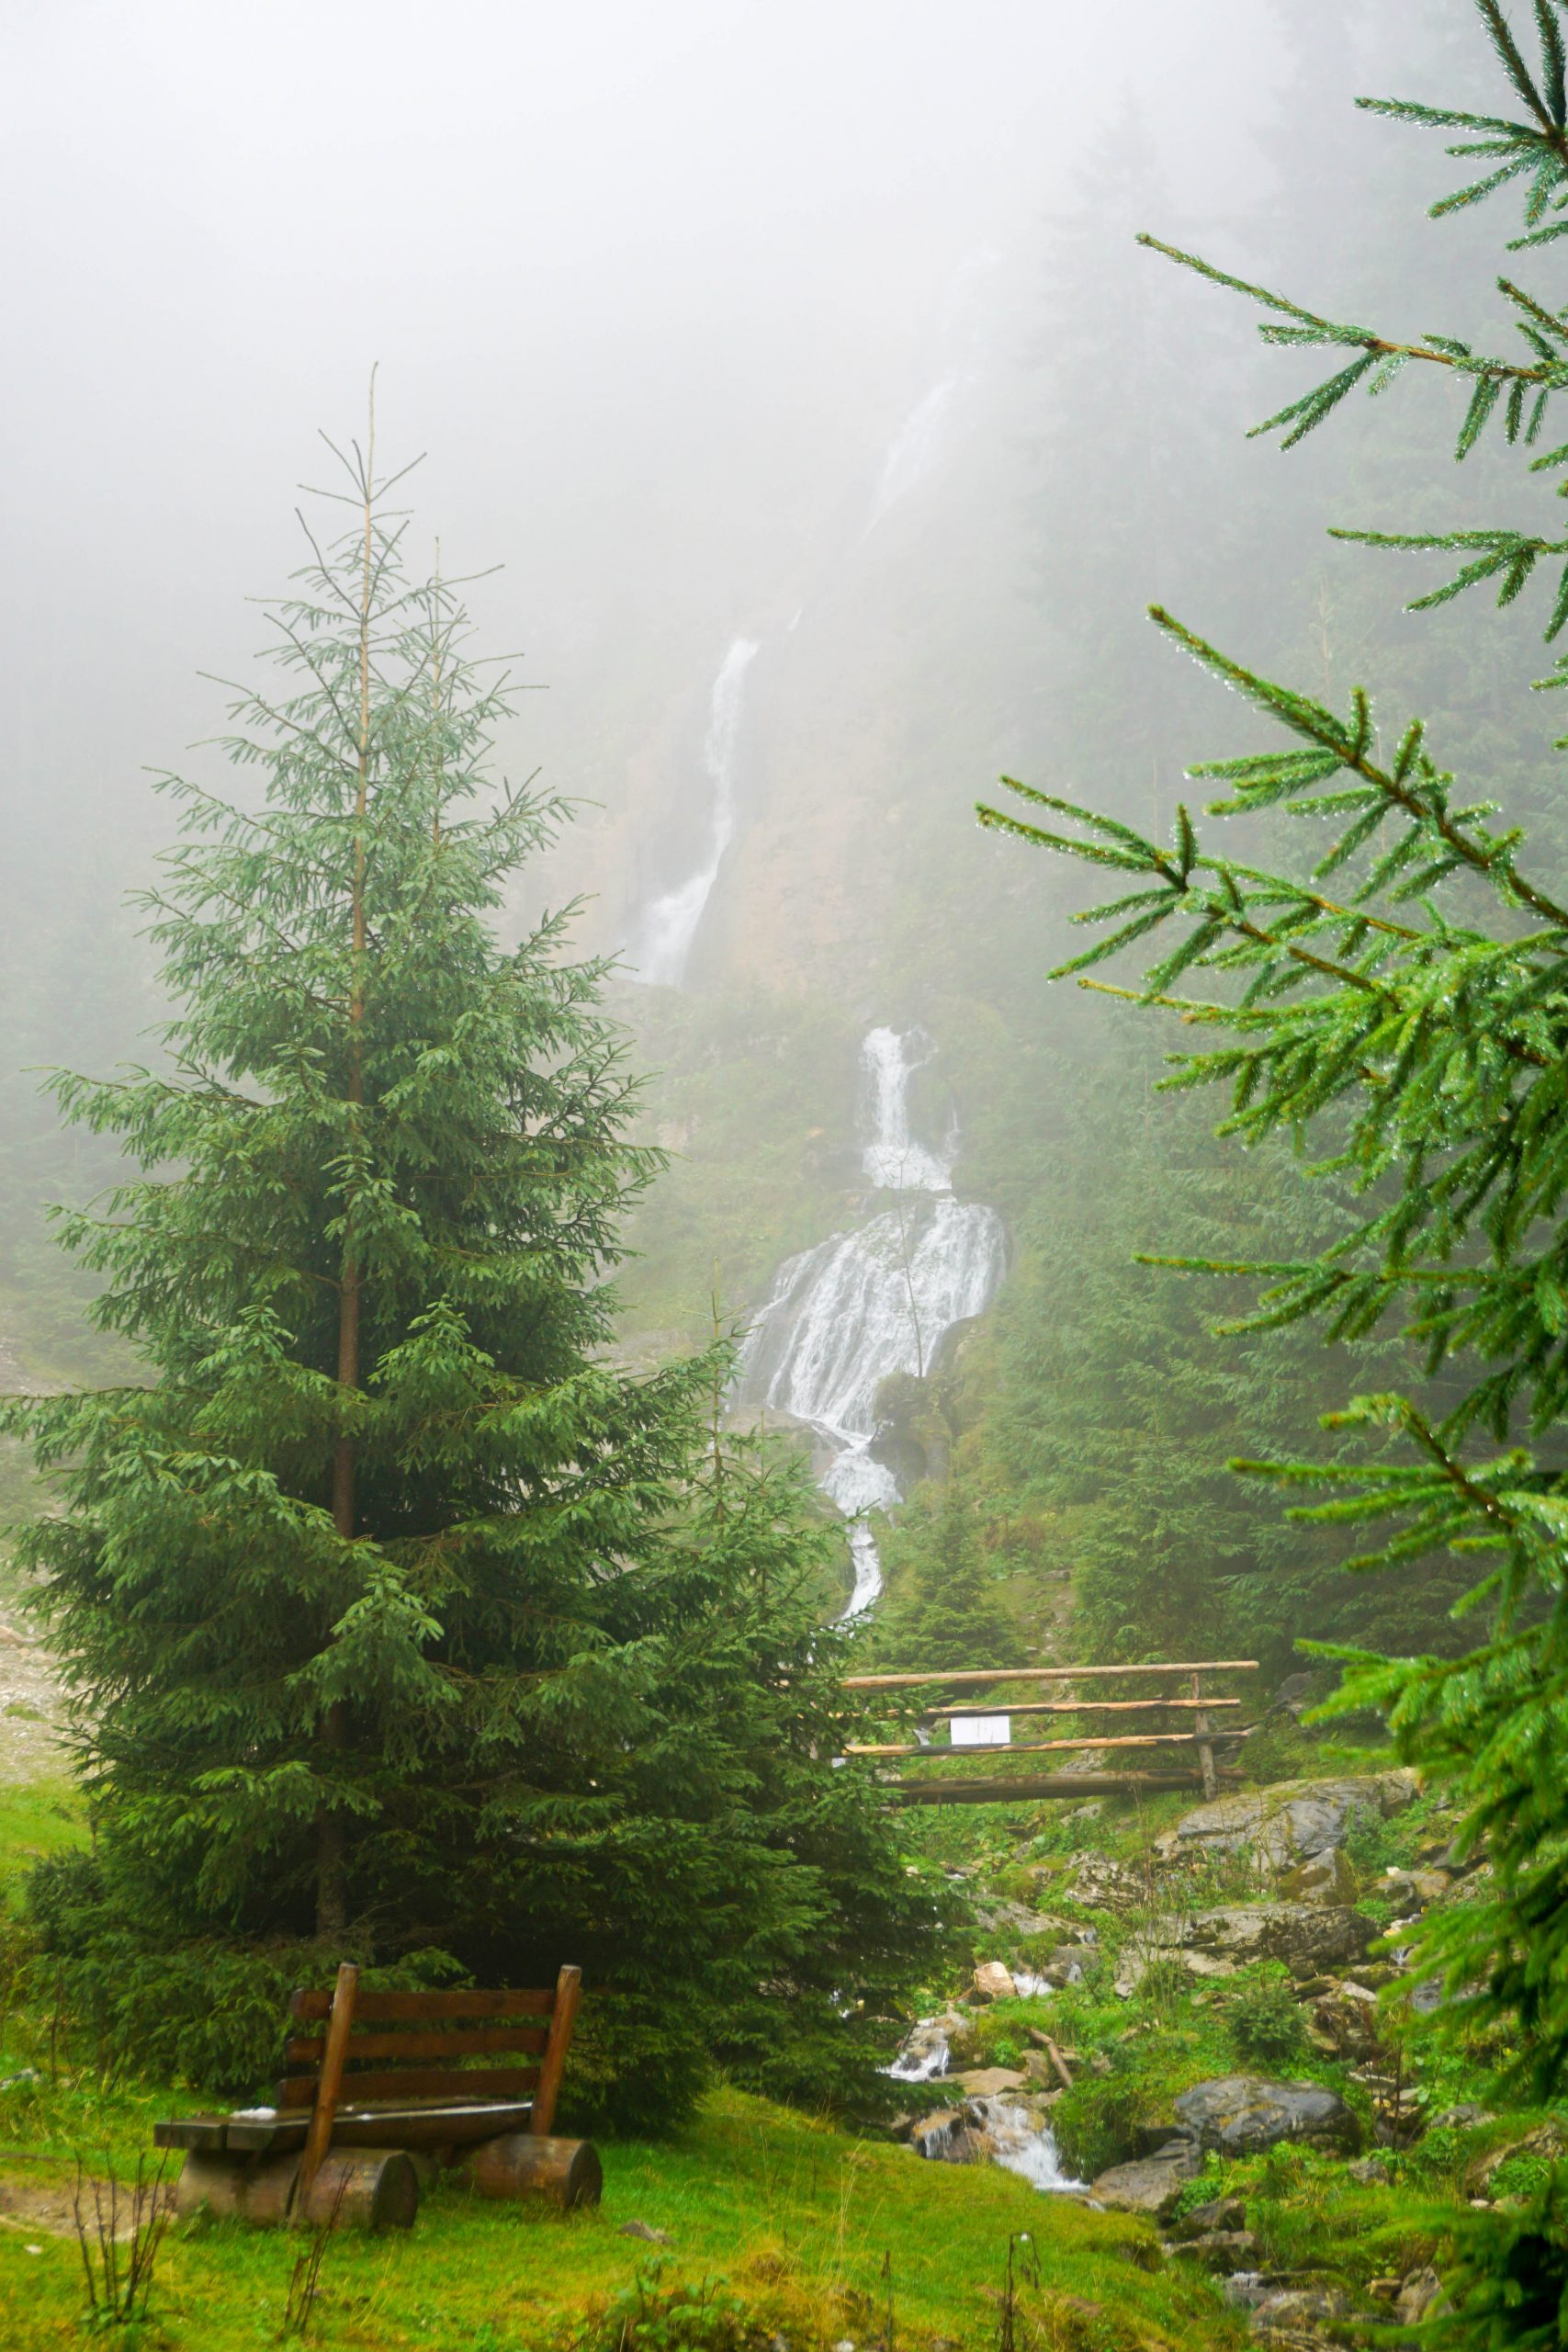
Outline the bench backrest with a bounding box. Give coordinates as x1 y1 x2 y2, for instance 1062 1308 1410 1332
282 1963 582 2198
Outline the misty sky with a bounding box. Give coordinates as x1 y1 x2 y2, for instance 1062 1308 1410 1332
2 0 1292 901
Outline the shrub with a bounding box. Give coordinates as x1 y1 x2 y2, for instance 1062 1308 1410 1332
25 1850 468 2097
586 2266 757 2352
1052 2069 1155 2181
1227 1969 1308 2071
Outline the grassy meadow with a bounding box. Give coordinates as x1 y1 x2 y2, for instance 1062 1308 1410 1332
0 1774 1246 2352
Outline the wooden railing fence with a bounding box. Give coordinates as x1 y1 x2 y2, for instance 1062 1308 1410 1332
839 1657 1259 1805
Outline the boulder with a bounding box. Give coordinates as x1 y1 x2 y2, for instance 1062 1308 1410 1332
1465 2120 1567 2196
942 2015 981 2065
1170 2231 1260 2274
1250 2285 1359 2347
1277 1848 1359 1906
1347 2155 1393 2185
1089 2141 1200 2219
1395 2267 1446 2325
1114 1944 1235 1997
1187 1903 1376 1975
909 2109 966 2159
972 1898 1073 1939
1309 1984 1381 2061
1154 1772 1418 1868
1114 1904 1371 1995
971 1961 1015 2002
1062 1853 1143 1911
949 2067 1029 2098
1173 2076 1361 2156
1173 2194 1247 2240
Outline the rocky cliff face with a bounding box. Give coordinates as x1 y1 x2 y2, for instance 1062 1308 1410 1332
529 286 1039 1009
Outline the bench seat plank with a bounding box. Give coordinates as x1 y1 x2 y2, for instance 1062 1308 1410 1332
222 2099 535 2155
152 2116 234 2154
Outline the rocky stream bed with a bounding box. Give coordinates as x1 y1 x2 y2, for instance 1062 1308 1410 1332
880 1765 1535 2345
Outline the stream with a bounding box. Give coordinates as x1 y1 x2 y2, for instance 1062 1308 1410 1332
735 1025 1005 1616
725 1027 1046 2189
886 2013 1083 2195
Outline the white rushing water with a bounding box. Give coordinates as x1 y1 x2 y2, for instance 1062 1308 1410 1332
867 374 961 526
885 2018 1083 2193
978 2098 1083 2194
632 636 759 988
737 1026 1005 1617
886 2019 951 2084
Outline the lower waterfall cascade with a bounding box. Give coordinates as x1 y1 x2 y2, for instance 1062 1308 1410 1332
736 1025 1005 1617
886 2013 1083 2195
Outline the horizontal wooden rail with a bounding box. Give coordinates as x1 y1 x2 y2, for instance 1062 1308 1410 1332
285 2026 548 2064
846 1729 1245 1758
842 1661 1259 1690
288 1988 555 2023
276 2064 540 2107
930 1697 1240 1719
889 1770 1236 1805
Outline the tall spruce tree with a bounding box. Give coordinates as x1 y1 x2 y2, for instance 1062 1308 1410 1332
5 414 937 2113
867 1479 1024 1673
982 2 1568 2326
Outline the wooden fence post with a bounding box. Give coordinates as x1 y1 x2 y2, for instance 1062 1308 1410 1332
1191 1672 1218 1802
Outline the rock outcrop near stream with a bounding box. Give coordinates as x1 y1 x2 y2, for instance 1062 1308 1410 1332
1152 1773 1418 1868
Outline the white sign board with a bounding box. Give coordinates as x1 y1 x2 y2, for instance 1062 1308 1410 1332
950 1714 1010 1748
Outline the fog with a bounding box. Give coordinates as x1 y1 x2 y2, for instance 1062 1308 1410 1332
1 0 1516 1348
4 0 1283 922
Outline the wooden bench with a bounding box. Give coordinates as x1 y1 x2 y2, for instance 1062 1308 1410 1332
156 1962 600 2229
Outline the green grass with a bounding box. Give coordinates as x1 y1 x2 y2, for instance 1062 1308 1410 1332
0 1770 1250 2350
0 1737 1498 2349
0 1777 83 1887
0 2086 1252 2351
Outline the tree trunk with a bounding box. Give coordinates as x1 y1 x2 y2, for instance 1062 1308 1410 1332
315 377 376 1941
316 1767 348 1937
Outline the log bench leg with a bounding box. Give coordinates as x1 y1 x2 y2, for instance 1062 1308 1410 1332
175 2146 419 2231
456 2133 602 2209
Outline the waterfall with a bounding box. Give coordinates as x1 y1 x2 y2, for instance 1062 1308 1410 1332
868 375 960 525
737 1026 1005 1617
861 253 996 537
976 2098 1083 2194
886 2019 951 2083
860 1023 956 1192
631 636 759 988
886 2017 1083 2193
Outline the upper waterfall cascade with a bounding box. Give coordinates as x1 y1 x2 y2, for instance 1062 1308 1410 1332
631 635 759 988
867 373 961 526
737 1026 1005 1617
